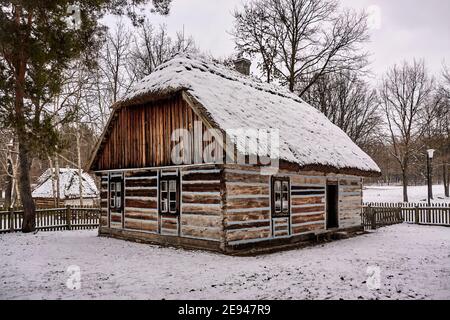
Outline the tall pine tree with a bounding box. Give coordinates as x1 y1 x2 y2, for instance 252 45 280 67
0 0 171 232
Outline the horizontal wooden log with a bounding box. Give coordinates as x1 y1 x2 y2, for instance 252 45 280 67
182 172 222 181
125 211 157 221
181 214 221 228
182 183 221 193
110 221 122 229
272 217 289 224
126 179 157 188
124 219 142 230
141 221 158 232
292 196 324 206
182 204 221 214
110 213 122 223
274 224 289 232
339 180 360 186
182 193 221 205
224 211 270 222
274 230 289 237
161 218 178 230
226 198 270 210
226 184 270 196
224 171 270 184
225 220 270 231
292 222 324 234
181 226 221 240
125 171 158 178
292 213 324 225
125 199 157 209
292 205 325 214
125 189 158 198
226 227 271 242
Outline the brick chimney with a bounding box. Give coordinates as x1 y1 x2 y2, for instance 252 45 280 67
234 57 251 76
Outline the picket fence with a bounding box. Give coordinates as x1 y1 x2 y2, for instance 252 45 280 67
0 206 100 233
362 202 450 230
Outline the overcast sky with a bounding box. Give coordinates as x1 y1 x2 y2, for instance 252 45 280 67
130 0 450 80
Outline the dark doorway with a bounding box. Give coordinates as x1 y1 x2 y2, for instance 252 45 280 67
326 184 339 229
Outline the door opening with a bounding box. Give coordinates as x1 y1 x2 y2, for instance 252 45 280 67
326 184 339 229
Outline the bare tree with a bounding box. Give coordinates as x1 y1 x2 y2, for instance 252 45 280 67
100 20 136 105
380 60 434 202
233 0 370 95
436 65 450 196
130 21 198 79
0 131 16 209
232 1 278 82
303 70 381 147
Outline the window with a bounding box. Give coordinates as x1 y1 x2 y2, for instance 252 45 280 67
271 177 290 217
109 176 123 210
159 175 179 215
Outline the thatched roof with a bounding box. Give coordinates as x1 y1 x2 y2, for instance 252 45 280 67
91 55 380 176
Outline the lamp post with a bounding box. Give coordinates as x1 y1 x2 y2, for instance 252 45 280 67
426 149 435 205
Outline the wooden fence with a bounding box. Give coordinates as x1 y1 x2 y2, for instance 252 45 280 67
0 207 100 233
362 202 450 230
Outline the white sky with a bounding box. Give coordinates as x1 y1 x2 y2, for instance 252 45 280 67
116 0 450 80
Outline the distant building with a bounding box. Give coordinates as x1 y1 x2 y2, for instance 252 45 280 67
32 168 99 208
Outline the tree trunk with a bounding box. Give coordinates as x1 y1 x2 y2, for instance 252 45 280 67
19 141 36 233
77 126 84 206
48 157 57 208
55 152 60 207
4 157 13 209
444 162 449 198
402 169 409 203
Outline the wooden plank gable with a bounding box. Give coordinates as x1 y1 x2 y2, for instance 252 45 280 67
91 93 223 171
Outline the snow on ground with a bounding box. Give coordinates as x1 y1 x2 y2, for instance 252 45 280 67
1 224 449 300
364 185 450 204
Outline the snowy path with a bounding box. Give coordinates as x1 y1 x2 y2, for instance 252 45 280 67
1 224 449 300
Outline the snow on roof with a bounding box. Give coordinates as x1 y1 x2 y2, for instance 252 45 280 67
121 55 380 174
32 168 99 200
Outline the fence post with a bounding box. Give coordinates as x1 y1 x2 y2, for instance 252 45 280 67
370 206 377 230
9 207 14 232
414 205 420 225
397 204 402 223
66 206 72 231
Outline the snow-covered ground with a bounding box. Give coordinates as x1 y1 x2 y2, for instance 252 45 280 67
364 185 450 203
1 224 449 300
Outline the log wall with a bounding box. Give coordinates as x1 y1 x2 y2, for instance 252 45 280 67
223 165 272 246
181 165 223 242
99 164 224 249
338 177 363 228
290 175 327 236
98 164 363 252
124 171 159 233
100 175 108 227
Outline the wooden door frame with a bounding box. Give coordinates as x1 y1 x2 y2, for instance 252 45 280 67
326 181 339 230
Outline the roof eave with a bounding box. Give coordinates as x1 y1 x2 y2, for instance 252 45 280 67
279 160 381 178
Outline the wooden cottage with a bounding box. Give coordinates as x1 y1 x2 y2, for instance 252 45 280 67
88 55 380 254
32 168 99 208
